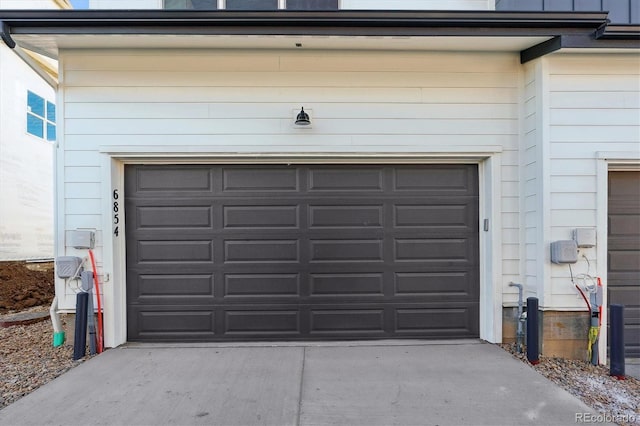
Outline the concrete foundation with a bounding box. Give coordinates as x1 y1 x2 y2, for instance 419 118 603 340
503 307 591 360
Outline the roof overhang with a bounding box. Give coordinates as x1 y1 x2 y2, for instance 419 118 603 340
0 10 638 63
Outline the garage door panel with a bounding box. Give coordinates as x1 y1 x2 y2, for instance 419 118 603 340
126 164 479 342
224 240 299 263
137 274 215 298
128 166 214 194
224 273 301 298
609 214 640 237
224 310 301 335
222 167 299 192
394 166 477 195
136 240 213 263
223 205 299 228
309 239 384 262
608 287 640 307
395 306 478 336
129 308 216 339
394 272 473 297
609 251 640 271
310 309 385 333
394 238 473 262
134 205 213 229
310 273 384 296
394 204 473 229
308 167 384 192
309 205 383 228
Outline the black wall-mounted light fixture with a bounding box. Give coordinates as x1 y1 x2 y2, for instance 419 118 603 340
295 107 310 126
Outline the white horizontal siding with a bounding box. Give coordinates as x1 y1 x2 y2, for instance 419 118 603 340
65 166 102 183
65 71 518 88
551 142 640 158
64 51 518 72
58 49 520 312
65 118 518 136
65 87 519 105
550 126 639 143
550 92 640 109
547 53 640 309
65 103 518 120
522 61 540 302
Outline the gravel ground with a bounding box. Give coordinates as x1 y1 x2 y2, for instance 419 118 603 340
1 316 638 425
501 343 640 426
0 308 92 410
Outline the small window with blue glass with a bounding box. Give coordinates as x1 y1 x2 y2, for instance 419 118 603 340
27 91 56 141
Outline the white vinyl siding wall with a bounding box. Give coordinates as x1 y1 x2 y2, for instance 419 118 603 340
58 49 520 310
546 54 640 309
522 61 542 302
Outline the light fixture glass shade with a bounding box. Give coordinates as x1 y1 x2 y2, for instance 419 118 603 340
295 107 310 126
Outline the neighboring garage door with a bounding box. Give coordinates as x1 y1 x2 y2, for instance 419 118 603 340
608 171 640 358
125 164 479 342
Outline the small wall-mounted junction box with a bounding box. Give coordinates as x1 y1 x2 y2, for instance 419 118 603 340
573 228 596 248
55 256 83 279
68 230 95 249
550 240 578 264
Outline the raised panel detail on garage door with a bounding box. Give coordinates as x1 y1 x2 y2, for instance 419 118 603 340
126 164 479 342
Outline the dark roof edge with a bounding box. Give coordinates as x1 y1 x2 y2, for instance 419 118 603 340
1 10 638 51
596 24 640 40
0 10 610 29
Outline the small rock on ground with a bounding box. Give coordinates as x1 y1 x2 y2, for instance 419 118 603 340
501 343 640 426
0 313 91 410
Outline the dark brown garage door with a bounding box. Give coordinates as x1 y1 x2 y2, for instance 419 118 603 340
608 171 640 358
125 164 479 342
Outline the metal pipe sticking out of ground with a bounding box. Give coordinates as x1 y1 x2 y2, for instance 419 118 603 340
509 282 525 354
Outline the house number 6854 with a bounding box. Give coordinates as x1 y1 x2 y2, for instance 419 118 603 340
113 189 120 236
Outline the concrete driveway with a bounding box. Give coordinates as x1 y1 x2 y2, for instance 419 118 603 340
0 341 602 426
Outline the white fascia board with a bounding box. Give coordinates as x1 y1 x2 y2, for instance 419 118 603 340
98 146 504 161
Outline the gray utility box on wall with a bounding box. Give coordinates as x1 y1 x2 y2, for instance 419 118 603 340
55 256 84 279
550 240 578 264
573 228 596 248
68 230 95 249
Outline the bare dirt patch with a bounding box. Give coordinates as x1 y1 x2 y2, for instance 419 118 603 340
0 261 55 313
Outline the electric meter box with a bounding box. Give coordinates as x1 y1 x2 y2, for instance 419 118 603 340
573 228 596 248
550 240 578 264
55 256 83 279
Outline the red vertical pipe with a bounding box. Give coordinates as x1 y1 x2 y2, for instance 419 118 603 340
88 249 103 353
